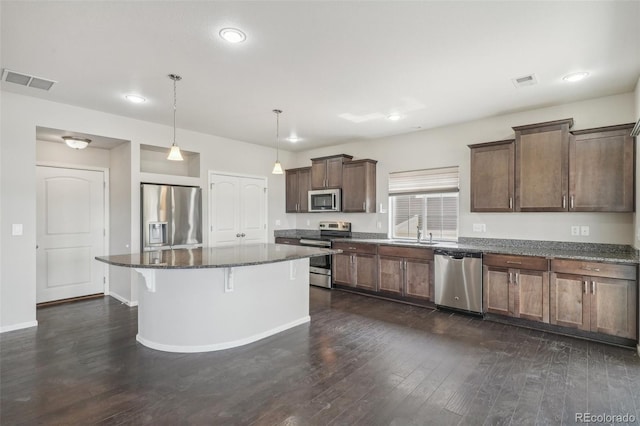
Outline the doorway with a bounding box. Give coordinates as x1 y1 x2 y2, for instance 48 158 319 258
36 166 107 303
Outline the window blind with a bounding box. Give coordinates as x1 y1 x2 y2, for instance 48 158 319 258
388 166 459 195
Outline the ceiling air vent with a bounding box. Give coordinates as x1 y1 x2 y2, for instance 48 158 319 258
511 73 538 88
2 69 56 91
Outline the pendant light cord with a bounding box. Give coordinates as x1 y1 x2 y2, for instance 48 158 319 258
173 77 177 146
273 109 282 161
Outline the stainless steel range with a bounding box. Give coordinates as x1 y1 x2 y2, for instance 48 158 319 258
299 221 351 288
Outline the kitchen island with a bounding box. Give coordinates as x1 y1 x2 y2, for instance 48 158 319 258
96 244 338 353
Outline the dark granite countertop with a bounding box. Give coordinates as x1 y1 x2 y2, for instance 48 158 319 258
335 238 639 264
96 244 340 269
274 230 639 265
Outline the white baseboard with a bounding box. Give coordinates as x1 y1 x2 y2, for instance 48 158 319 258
107 292 138 307
136 315 311 353
1 320 38 333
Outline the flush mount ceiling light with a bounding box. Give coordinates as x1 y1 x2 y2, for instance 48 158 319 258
272 109 284 175
286 136 301 143
62 136 91 150
387 114 402 121
563 72 590 82
167 74 184 161
125 94 146 104
219 28 246 43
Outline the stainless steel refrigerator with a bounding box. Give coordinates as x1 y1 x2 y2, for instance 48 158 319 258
141 183 202 251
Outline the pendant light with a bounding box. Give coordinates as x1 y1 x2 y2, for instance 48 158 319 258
272 109 283 174
167 74 184 161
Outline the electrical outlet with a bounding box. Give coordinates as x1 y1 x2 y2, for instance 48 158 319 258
571 226 580 236
306 220 310 226
472 223 486 232
11 224 23 236
377 221 382 229
275 219 281 226
580 225 590 236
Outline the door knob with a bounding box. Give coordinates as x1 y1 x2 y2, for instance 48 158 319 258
236 233 241 237
241 233 246 237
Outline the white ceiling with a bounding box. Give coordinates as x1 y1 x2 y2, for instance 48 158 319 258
2 1 639 152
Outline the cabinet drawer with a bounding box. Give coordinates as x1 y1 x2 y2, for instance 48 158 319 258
275 237 300 245
378 245 433 260
332 241 378 255
484 253 548 271
551 259 637 280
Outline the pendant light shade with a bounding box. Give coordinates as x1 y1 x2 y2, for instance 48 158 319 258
167 74 184 161
272 109 283 174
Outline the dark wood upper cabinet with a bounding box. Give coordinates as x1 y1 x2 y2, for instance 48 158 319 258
513 118 573 212
569 124 635 212
285 167 311 213
469 140 515 212
342 159 377 213
310 154 353 189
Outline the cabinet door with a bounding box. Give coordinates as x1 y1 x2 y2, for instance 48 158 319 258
285 169 299 212
332 253 354 286
378 256 403 295
514 120 571 211
297 168 311 212
512 269 549 323
590 277 637 339
570 126 634 212
342 160 376 213
483 266 510 316
549 273 589 331
355 254 378 291
311 160 327 189
469 141 514 212
405 258 432 301
326 157 344 188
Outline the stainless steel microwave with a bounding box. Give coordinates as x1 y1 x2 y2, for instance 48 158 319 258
308 189 341 212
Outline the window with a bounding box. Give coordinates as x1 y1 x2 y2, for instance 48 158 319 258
388 166 459 241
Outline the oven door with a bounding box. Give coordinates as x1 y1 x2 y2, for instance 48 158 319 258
300 239 332 288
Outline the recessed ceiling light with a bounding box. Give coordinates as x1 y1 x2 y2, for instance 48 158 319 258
125 94 146 104
219 28 246 43
286 137 301 143
563 72 589 82
387 114 402 121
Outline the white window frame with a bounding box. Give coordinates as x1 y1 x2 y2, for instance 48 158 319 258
388 166 459 242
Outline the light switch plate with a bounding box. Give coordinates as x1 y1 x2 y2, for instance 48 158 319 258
275 219 281 226
571 226 580 236
472 223 486 233
580 225 590 236
12 224 23 236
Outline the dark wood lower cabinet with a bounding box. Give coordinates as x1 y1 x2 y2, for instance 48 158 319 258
483 254 549 323
378 255 432 301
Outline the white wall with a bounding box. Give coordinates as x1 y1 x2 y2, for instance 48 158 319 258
634 76 640 250
292 93 636 245
36 140 111 169
0 91 291 329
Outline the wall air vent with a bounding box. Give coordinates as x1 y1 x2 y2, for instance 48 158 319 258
630 119 640 137
511 73 538 88
2 69 56 91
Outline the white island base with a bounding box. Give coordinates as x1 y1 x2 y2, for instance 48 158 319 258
135 259 310 353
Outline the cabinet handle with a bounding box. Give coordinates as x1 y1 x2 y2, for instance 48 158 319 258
580 267 601 272
241 233 246 237
363 202 366 211
506 261 522 265
508 272 512 284
236 233 242 237
509 197 513 210
351 254 355 264
348 247 357 251
591 281 596 294
583 280 588 294
562 195 567 209
514 273 519 284
570 195 575 209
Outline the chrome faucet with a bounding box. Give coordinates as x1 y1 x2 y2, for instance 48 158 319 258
417 225 422 242
429 232 433 244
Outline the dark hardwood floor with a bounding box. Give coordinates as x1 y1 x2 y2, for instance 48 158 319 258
1 288 639 425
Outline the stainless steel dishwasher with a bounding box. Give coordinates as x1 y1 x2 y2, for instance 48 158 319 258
434 250 483 314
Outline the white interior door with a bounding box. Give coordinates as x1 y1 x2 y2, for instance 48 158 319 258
209 173 266 246
36 166 105 303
